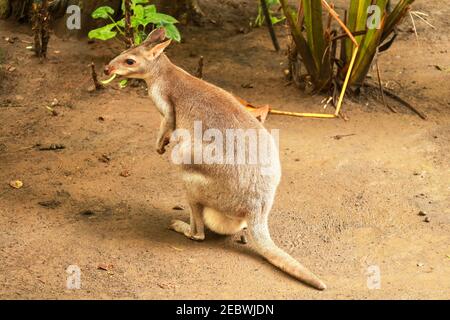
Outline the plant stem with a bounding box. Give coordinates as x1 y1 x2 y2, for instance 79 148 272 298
124 0 134 48
108 15 125 36
260 0 280 51
32 0 50 58
90 62 104 90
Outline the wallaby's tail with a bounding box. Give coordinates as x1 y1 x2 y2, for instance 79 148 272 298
248 221 327 290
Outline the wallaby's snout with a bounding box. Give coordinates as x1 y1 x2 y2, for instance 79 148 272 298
104 65 114 76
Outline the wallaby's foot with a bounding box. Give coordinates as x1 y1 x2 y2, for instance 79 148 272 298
168 219 205 241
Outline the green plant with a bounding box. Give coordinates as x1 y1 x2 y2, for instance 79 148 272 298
281 0 415 91
254 0 285 27
88 0 181 45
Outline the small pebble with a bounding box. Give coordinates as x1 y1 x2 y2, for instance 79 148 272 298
119 170 130 177
172 205 185 210
424 217 431 223
51 98 59 107
418 210 427 216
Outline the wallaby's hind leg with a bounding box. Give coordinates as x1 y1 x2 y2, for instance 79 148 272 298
169 202 205 241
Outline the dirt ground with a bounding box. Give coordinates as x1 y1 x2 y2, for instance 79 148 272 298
0 0 449 299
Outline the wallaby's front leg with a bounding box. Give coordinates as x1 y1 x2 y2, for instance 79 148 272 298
156 117 173 154
154 94 175 155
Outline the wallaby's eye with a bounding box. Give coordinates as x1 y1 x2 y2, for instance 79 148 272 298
125 59 136 66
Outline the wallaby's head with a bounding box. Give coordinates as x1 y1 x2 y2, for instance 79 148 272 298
104 28 171 79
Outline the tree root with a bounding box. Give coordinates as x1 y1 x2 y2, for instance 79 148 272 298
363 83 427 120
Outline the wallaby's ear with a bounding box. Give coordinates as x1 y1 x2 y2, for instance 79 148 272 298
142 28 166 47
145 39 172 59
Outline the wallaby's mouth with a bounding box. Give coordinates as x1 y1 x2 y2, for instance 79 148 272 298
104 64 116 76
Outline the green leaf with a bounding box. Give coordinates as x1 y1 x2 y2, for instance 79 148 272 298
143 4 156 16
132 0 150 5
302 0 326 71
88 24 117 40
149 13 178 24
119 79 128 88
350 0 389 87
134 31 146 45
92 6 115 19
133 5 157 28
270 16 285 25
160 23 181 42
134 4 144 20
345 0 371 62
116 18 125 28
279 0 318 82
382 0 415 42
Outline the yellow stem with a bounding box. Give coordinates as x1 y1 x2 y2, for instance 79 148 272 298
269 110 337 118
335 46 358 116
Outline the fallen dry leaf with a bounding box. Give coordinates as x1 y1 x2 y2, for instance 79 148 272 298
235 96 270 124
246 105 270 124
9 180 23 189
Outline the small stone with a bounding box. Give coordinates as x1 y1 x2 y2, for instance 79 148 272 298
424 217 431 223
51 98 59 107
417 262 424 267
99 154 111 163
418 210 427 216
172 205 185 210
119 170 130 177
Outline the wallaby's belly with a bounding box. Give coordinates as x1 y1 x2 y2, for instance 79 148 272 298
179 129 281 218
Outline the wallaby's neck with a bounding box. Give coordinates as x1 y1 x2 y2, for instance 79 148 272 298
143 54 179 90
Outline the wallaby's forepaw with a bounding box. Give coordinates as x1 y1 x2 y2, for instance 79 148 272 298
156 146 166 155
156 136 170 155
168 219 205 241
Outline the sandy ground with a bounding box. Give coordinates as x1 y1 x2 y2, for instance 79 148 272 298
0 0 449 299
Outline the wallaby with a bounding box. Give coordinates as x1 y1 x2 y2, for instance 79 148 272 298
104 28 326 290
